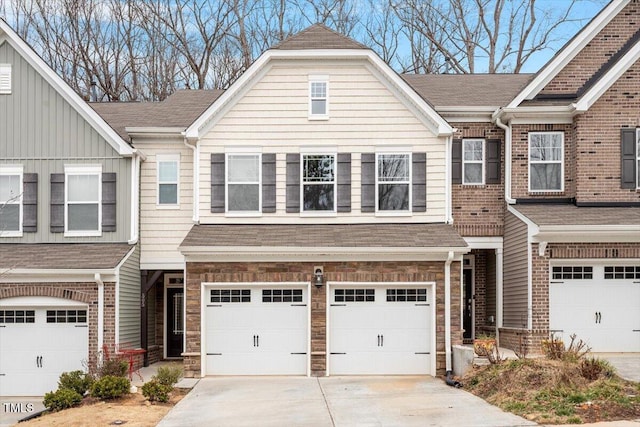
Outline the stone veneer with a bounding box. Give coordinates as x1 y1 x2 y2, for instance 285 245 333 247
183 261 462 377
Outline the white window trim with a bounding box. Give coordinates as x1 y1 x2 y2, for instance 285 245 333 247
375 152 412 215
462 139 485 185
528 131 564 193
0 165 23 237
0 64 11 95
636 129 640 190
64 165 102 237
156 154 180 209
225 152 262 216
300 153 337 216
308 75 329 120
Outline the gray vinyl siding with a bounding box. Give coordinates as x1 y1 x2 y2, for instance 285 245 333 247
0 40 132 243
503 212 530 329
118 245 141 347
486 252 496 325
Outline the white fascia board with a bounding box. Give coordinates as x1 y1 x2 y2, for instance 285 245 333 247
0 22 133 157
507 0 630 108
125 127 186 139
140 261 185 270
185 48 453 139
533 226 640 243
575 40 640 112
0 268 117 283
436 106 496 123
494 105 577 124
463 236 504 250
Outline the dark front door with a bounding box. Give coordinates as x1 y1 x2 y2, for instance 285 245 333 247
166 288 184 358
463 269 473 340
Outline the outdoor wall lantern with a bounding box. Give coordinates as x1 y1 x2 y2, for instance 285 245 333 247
314 266 324 288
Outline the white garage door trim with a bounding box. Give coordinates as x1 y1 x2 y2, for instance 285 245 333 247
326 281 436 376
200 282 311 377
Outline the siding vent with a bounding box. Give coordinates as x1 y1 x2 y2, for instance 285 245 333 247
0 64 10 94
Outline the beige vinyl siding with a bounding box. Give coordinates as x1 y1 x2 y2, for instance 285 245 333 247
503 212 530 329
198 60 447 224
137 140 192 267
117 245 140 347
0 42 132 243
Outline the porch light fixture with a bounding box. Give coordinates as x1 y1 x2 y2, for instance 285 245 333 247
314 267 324 288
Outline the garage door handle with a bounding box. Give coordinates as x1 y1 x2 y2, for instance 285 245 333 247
595 312 602 324
377 334 384 347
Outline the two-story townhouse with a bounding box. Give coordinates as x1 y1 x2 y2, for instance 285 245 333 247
0 20 142 396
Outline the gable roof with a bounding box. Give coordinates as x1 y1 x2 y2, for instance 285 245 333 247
0 243 133 269
0 19 133 156
507 0 632 108
272 24 368 50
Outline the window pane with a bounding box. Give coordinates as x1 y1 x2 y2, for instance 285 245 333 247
303 184 334 210
378 155 409 181
0 204 19 231
530 164 562 191
228 184 259 211
311 82 326 98
228 155 259 182
464 164 483 184
530 134 562 161
303 155 334 181
159 183 178 204
158 161 178 182
464 140 483 161
311 99 326 115
0 175 20 202
68 204 99 230
379 184 409 210
68 174 99 202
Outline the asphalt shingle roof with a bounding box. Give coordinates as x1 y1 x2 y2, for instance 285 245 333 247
513 204 640 226
0 243 133 269
180 223 467 249
272 23 368 50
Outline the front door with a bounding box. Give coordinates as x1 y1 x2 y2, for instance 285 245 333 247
463 269 473 340
166 288 184 358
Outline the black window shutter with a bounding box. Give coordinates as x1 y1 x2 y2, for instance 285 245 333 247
361 153 375 213
211 153 225 213
337 153 351 212
102 173 116 232
286 154 300 213
22 173 38 232
621 128 637 189
486 139 501 184
262 154 276 213
50 173 64 233
412 152 426 212
452 139 462 184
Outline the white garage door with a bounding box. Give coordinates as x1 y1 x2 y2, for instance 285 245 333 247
204 286 308 375
550 264 640 352
0 299 89 396
329 285 432 375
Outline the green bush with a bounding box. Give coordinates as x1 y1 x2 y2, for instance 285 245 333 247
43 388 83 412
91 375 130 400
141 380 172 403
99 359 128 378
154 365 183 387
58 370 94 396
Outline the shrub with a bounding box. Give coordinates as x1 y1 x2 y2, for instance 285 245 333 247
155 365 183 387
542 333 590 362
91 375 130 400
579 357 616 381
141 380 172 403
58 370 94 396
99 359 128 378
43 388 83 412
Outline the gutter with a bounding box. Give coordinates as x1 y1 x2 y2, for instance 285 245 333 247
494 113 516 204
444 251 454 372
183 137 200 224
95 273 104 362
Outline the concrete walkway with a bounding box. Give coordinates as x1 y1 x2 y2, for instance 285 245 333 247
157 376 537 427
596 353 640 382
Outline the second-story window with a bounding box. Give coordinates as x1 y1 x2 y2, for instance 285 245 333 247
65 165 101 235
0 166 22 235
227 154 261 212
463 139 484 185
309 77 328 119
302 154 335 212
529 132 563 192
377 153 411 211
157 154 179 206
637 129 640 188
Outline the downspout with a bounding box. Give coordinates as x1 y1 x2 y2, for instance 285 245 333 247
445 135 454 223
128 149 145 245
95 273 104 362
183 138 199 224
494 115 515 204
444 251 454 373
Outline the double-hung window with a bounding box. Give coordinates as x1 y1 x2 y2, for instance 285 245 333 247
65 165 101 235
302 154 335 212
529 132 563 192
463 139 484 185
377 153 411 211
0 166 22 236
309 76 328 119
157 154 179 206
637 129 640 188
226 153 261 212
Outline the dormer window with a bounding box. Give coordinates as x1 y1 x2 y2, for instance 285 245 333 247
309 76 328 119
0 64 11 94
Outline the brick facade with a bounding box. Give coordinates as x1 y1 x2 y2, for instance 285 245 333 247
183 260 462 377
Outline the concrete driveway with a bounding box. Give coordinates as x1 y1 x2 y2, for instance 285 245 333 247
157 376 536 427
597 353 640 382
